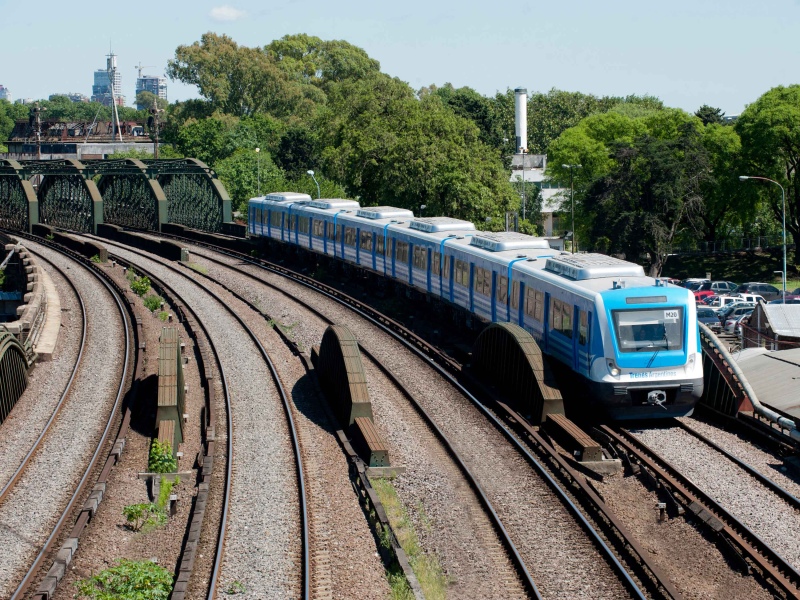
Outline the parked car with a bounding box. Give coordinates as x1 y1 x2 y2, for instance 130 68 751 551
697 307 722 331
724 309 753 333
682 278 710 290
702 295 719 305
713 296 749 310
733 313 752 336
792 287 800 295
731 293 766 305
732 282 781 302
769 298 800 304
693 281 738 301
720 304 756 327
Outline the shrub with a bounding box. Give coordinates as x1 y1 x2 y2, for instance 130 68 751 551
122 503 165 532
90 254 104 264
75 558 173 599
143 294 161 312
148 439 177 473
157 476 180 510
130 275 151 297
158 311 169 322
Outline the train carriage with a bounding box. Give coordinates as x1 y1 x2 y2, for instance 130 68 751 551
248 193 703 420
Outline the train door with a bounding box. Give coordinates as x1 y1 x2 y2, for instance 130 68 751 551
322 221 328 254
267 210 272 238
572 305 580 371
391 238 396 279
542 291 550 353
355 227 360 264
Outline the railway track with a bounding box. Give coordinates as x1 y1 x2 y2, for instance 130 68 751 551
0 237 133 600
123 231 674 599
88 242 310 599
603 423 800 599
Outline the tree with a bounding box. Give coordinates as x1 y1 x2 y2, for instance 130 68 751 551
585 124 709 276
736 85 800 271
167 32 312 117
135 90 168 111
695 104 725 126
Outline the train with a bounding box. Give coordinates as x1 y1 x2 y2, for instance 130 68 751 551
247 192 704 419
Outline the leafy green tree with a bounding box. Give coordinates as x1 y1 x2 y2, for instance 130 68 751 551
266 33 381 88
168 32 310 117
695 104 725 126
275 126 318 178
426 83 508 150
135 90 168 111
585 124 709 276
736 85 800 270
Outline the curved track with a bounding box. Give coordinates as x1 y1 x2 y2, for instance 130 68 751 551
94 242 309 599
0 236 133 600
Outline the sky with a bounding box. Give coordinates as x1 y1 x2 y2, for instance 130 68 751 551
1 0 798 116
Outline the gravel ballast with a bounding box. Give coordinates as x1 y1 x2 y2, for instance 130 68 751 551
0 241 125 598
94 242 302 599
633 425 800 571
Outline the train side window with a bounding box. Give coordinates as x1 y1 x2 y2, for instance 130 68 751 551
326 223 336 241
475 268 490 296
298 216 309 234
344 227 356 247
396 241 409 263
561 302 572 338
534 290 544 322
360 230 373 251
551 298 563 332
432 252 441 275
525 288 533 317
413 246 427 270
444 256 451 277
376 235 385 256
455 259 468 286
265 210 271 226
579 310 588 345
313 219 324 237
497 275 508 303
511 281 519 309
289 214 296 231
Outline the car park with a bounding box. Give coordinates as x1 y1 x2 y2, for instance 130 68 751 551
724 309 753 333
732 282 781 302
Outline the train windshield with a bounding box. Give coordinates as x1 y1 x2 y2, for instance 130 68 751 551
612 308 684 353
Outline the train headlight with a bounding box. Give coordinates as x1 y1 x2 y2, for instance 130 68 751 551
607 360 620 377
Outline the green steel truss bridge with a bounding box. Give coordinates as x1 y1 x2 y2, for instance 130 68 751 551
0 158 232 234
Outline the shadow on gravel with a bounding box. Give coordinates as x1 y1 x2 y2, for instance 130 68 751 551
290 371 338 435
129 373 157 437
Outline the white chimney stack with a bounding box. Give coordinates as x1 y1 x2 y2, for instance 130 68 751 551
514 87 528 153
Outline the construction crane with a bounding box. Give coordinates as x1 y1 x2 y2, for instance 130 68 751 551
135 62 155 79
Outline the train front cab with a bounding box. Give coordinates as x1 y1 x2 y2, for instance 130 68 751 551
591 282 704 419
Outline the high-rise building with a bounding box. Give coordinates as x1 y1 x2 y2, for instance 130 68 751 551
135 75 168 109
0 85 11 103
91 52 125 107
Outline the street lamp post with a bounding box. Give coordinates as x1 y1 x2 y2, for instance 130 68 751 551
419 204 426 218
255 147 261 196
740 175 787 301
307 169 321 199
520 147 527 221
562 164 582 252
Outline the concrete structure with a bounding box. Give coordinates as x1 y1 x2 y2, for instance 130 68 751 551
734 347 800 419
0 85 11 103
91 53 125 107
135 75 168 109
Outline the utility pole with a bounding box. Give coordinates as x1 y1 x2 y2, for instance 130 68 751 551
148 100 164 159
520 147 527 222
562 164 582 252
31 102 47 160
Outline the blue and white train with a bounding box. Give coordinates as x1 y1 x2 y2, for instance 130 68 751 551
248 192 704 419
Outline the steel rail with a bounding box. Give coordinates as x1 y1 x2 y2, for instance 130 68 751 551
105 255 234 600
5 234 133 600
675 419 800 511
95 242 309 600
144 232 649 599
603 424 800 599
0 251 87 506
149 242 544 599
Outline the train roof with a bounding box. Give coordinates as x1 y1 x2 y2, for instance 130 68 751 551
543 254 645 280
251 192 313 205
409 217 476 233
468 231 550 252
308 198 361 210
356 206 414 219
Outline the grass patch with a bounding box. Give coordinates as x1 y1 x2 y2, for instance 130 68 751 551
370 478 448 600
143 294 162 312
75 559 172 599
186 262 208 275
158 311 169 322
